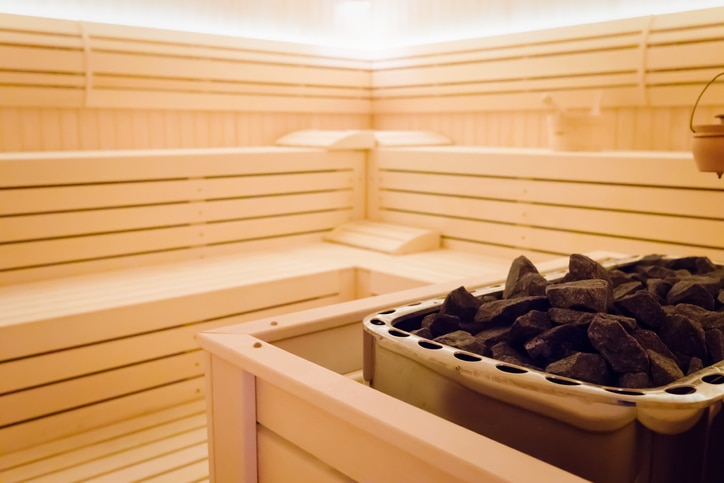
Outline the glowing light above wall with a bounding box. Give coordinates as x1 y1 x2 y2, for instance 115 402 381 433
0 0 722 51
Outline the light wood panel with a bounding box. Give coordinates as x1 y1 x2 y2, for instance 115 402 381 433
0 108 371 152
371 6 724 150
370 147 724 261
0 148 364 281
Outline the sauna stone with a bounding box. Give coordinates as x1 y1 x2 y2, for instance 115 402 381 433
667 279 716 311
614 291 667 329
613 281 643 300
470 296 549 329
427 313 461 338
407 254 724 389
491 341 535 368
439 286 481 323
565 253 614 302
524 324 587 365
648 350 685 386
547 308 596 326
658 314 708 368
618 372 652 389
433 330 485 354
546 279 610 313
647 278 673 302
502 255 540 299
587 315 649 373
545 352 609 385
632 329 677 361
706 329 724 362
508 310 552 346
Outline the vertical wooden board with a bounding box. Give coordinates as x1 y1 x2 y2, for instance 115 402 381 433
262 113 277 145
97 109 117 150
206 354 257 483
669 107 692 151
78 109 100 150
20 108 42 152
179 111 196 148
59 109 80 150
164 111 181 148
487 112 501 146
650 107 671 151
633 108 653 150
221 111 237 146
40 109 63 151
132 110 151 149
148 111 167 149
114 110 134 150
257 425 353 483
614 107 636 150
0 108 22 152
235 113 251 146
208 112 226 147
248 112 264 146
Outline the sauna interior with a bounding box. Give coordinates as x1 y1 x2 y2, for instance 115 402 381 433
1 1 723 482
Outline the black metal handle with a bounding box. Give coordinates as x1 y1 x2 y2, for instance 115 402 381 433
690 71 724 133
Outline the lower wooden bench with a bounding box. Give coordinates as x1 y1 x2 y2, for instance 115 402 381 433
0 241 511 482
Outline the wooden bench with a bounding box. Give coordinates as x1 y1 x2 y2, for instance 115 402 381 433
0 146 514 481
1 145 721 481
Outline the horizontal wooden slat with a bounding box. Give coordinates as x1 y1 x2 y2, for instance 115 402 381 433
0 267 351 358
202 209 353 245
647 40 724 71
373 86 644 113
373 49 639 89
0 71 85 88
0 148 361 186
0 225 199 270
0 180 198 215
0 383 205 454
24 432 207 483
0 414 206 481
0 351 203 426
379 209 724 261
373 148 721 189
93 74 369 99
0 86 85 108
0 233 324 285
378 171 723 219
0 45 85 72
373 72 638 99
89 37 370 71
0 400 205 470
0 293 346 395
380 191 722 249
90 51 370 88
86 88 372 113
0 190 352 242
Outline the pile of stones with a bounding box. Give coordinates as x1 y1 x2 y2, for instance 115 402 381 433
409 254 724 388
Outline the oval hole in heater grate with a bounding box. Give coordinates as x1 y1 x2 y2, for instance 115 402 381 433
418 341 443 350
496 364 528 374
454 352 482 362
702 374 724 385
665 386 696 395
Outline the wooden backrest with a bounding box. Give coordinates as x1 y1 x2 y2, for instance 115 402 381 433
372 7 724 114
369 147 724 262
0 147 365 284
0 13 371 114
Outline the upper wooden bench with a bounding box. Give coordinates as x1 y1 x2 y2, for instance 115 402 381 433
0 145 512 458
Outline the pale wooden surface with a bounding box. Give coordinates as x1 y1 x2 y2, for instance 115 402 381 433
369 147 724 262
198 254 615 482
2 7 724 152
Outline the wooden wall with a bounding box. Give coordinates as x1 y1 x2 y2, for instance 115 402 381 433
372 7 724 151
0 13 372 152
1 6 723 152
